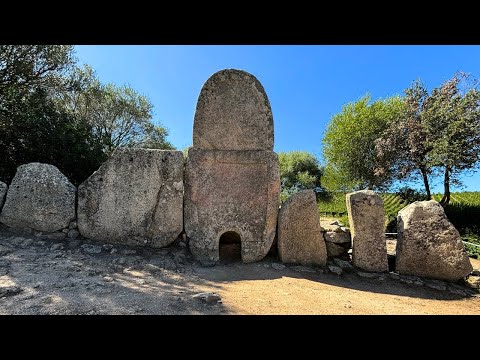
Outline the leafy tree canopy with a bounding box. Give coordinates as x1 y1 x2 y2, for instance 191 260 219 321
0 46 174 185
322 95 406 191
278 151 324 201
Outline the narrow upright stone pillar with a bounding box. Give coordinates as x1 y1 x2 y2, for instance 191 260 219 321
346 190 388 272
277 190 327 266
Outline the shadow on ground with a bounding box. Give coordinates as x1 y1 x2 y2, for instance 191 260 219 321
195 253 476 302
0 227 478 315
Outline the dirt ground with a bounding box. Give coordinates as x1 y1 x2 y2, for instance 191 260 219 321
0 228 479 315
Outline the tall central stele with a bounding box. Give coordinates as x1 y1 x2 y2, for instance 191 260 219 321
184 69 280 265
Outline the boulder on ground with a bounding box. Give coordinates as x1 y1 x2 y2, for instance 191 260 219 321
396 200 472 281
0 163 76 232
78 149 184 248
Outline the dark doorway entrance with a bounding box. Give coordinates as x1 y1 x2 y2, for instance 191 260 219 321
219 231 242 264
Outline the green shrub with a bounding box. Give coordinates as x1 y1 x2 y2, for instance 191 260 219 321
462 232 480 259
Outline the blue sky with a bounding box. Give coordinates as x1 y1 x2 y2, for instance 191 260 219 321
74 45 480 192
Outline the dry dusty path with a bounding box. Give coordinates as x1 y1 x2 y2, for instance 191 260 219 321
0 229 479 315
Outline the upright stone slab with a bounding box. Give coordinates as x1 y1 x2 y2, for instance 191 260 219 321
0 181 7 210
193 69 274 151
396 200 472 281
346 190 388 272
185 149 279 264
277 190 327 266
0 163 76 232
185 69 280 264
78 149 184 248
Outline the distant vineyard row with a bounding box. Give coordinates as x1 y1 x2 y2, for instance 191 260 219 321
318 191 480 219
318 192 408 217
431 192 480 206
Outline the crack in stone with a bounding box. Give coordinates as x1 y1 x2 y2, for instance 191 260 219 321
146 160 166 242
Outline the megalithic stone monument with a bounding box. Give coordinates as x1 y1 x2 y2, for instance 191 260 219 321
184 69 280 265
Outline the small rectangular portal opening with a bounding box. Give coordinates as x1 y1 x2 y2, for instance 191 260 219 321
219 231 242 264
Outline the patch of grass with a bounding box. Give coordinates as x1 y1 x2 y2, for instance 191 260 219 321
462 232 480 259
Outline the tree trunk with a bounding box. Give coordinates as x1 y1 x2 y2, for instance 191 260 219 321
439 166 451 207
419 166 431 200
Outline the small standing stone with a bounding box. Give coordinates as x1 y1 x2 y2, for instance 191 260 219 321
277 190 327 266
346 190 388 272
